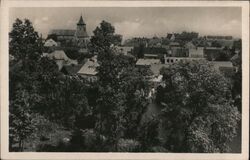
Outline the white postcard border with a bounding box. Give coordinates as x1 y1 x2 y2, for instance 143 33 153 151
1 1 249 160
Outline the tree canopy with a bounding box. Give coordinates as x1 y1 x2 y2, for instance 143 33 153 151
88 21 152 151
156 60 240 152
9 19 43 61
90 20 122 53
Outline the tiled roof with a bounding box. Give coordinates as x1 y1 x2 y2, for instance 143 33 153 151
136 58 161 66
144 54 158 58
77 57 99 76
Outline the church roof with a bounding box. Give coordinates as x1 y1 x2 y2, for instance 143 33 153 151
49 29 76 36
77 15 86 25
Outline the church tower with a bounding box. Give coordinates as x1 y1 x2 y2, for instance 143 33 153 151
75 14 89 47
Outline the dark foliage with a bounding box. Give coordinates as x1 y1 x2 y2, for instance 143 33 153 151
156 60 240 152
138 116 161 151
9 19 43 61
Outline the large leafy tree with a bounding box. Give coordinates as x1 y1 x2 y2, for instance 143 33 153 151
156 60 240 152
90 20 122 53
9 19 44 151
9 18 43 61
9 90 37 151
90 21 151 151
95 53 151 150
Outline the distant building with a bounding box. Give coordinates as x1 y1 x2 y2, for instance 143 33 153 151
205 35 233 40
44 39 58 47
44 50 78 70
189 47 204 58
185 41 196 49
77 56 99 82
170 48 188 57
49 30 75 41
164 54 205 64
115 46 133 55
48 15 89 47
133 46 167 59
167 33 176 41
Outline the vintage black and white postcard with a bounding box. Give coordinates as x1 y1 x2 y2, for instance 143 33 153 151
0 0 249 160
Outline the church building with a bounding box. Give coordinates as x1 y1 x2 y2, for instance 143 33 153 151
48 15 89 47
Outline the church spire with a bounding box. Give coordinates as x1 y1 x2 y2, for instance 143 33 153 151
77 14 85 25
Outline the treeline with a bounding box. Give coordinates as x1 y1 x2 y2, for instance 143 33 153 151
123 31 199 47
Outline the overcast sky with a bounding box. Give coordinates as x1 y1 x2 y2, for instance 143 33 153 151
9 7 242 40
